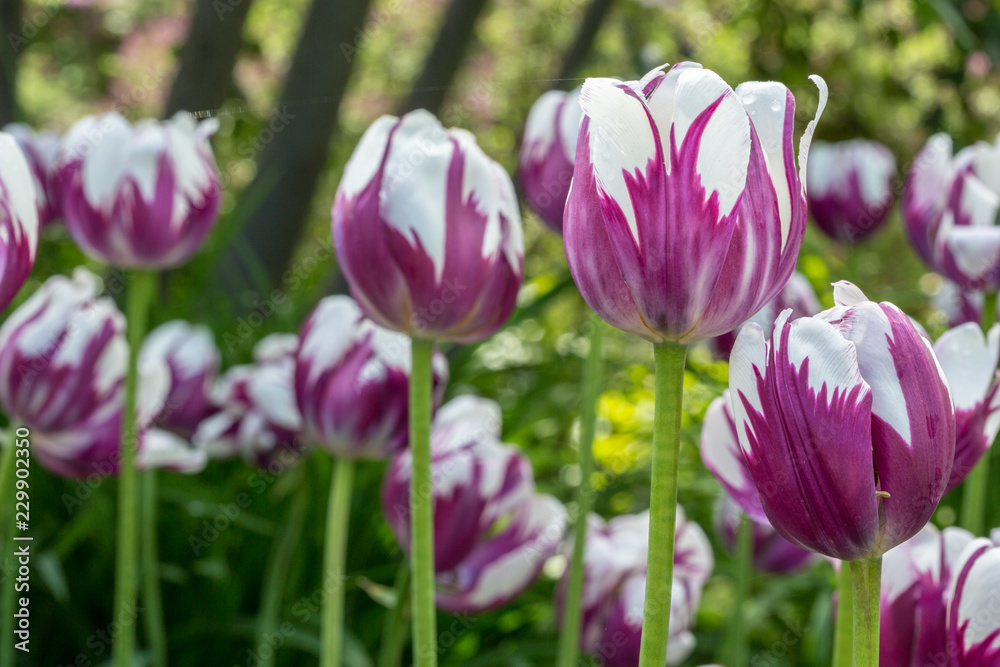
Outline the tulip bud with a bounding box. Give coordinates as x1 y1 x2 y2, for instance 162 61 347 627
140 320 220 436
729 281 955 561
518 87 582 233
295 296 448 459
933 323 1000 492
556 508 713 666
194 333 303 468
3 123 61 227
903 133 1000 291
333 110 524 343
806 139 897 243
0 268 124 433
55 111 221 269
709 271 821 360
947 532 1000 664
564 61 827 343
879 524 975 666
0 131 40 311
382 395 566 612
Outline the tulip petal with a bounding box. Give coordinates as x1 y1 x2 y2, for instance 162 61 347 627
699 392 767 522
934 323 1000 412
949 539 1000 664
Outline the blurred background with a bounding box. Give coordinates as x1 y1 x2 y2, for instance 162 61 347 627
2 0 999 664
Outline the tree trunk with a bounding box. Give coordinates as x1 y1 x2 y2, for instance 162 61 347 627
164 0 255 117
400 0 490 115
0 0 22 125
214 0 373 295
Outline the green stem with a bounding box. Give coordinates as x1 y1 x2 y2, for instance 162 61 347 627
637 342 688 667
963 290 999 535
140 470 166 667
0 434 15 667
409 338 437 667
377 562 411 667
320 457 355 667
257 477 311 667
832 564 853 667
557 312 604 667
850 557 882 667
112 270 156 667
723 512 753 667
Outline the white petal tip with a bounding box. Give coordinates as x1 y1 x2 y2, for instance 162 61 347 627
832 281 868 307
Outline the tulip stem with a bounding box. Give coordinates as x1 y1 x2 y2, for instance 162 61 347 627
410 338 437 667
850 557 881 667
638 342 688 667
557 311 604 667
256 473 310 667
832 564 853 667
724 512 753 667
112 270 156 667
377 562 411 667
140 470 167 667
320 457 355 667
0 431 16 667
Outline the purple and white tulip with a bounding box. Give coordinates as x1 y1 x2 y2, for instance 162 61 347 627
700 391 817 573
518 87 583 233
880 524 976 666
563 61 827 343
3 123 62 227
710 271 821 360
729 281 955 561
382 395 567 613
140 320 220 436
0 268 124 433
557 508 714 666
903 133 1000 291
932 280 987 329
295 296 448 459
333 110 524 343
55 111 221 269
947 531 1000 665
194 333 303 467
933 323 1000 492
0 131 40 311
806 139 897 243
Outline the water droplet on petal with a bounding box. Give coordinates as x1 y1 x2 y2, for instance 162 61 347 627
770 100 783 112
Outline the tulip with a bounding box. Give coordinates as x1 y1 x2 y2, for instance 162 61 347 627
295 296 450 666
902 133 1000 291
518 87 583 233
295 295 448 459
806 139 896 243
382 395 567 613
932 280 986 329
948 532 1000 665
333 109 524 344
932 323 1000 492
556 508 714 667
563 59 827 667
140 320 220 436
0 131 40 312
333 110 525 665
879 524 976 666
0 268 124 433
730 281 955 665
55 111 221 270
3 123 61 226
194 333 303 468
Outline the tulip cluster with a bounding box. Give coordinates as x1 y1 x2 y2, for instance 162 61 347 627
556 508 713 666
881 524 1000 665
382 396 567 612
